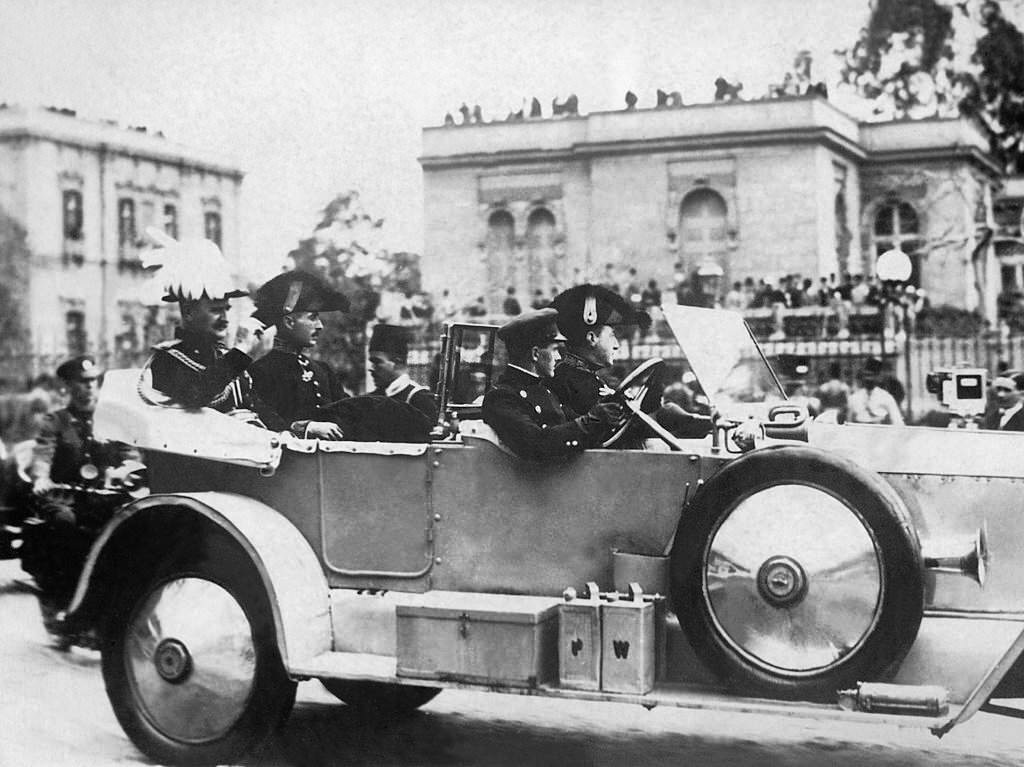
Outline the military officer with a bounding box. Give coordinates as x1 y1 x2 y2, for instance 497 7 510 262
368 324 439 424
482 308 623 460
147 234 287 429
249 270 351 439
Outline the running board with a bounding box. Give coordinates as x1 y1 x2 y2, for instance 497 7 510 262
289 650 964 732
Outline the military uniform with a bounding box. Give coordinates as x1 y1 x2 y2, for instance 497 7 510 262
250 348 349 432
372 374 438 424
549 350 613 415
33 406 138 486
482 365 610 460
149 330 289 430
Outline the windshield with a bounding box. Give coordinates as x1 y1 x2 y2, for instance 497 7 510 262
660 305 785 413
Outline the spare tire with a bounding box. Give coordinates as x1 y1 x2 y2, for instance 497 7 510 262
670 445 923 702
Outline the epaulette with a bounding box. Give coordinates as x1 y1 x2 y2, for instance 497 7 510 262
152 339 183 351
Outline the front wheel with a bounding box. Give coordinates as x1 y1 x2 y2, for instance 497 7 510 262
101 535 296 766
671 445 924 702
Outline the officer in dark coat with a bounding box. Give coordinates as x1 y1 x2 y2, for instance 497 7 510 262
249 270 351 439
549 285 711 443
482 308 623 460
147 235 286 428
548 284 650 415
368 324 439 425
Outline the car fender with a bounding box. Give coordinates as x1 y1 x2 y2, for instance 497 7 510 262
68 491 331 669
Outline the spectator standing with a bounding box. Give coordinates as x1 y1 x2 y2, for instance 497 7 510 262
814 362 851 424
530 288 547 310
641 279 662 310
981 372 1024 431
439 289 459 324
848 357 903 425
724 281 746 311
851 274 870 306
465 296 488 318
502 286 522 316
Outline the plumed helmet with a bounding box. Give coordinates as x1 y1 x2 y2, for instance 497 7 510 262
143 227 247 303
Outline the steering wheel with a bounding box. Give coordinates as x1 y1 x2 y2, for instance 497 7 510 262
601 358 666 448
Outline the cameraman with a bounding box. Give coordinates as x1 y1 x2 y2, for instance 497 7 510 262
981 373 1024 431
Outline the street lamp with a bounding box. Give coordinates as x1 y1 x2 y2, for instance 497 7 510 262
875 248 913 419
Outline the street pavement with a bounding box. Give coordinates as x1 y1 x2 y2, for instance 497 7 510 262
1 559 1022 767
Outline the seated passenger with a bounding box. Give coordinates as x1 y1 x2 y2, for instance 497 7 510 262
368 324 439 424
482 308 623 460
249 270 351 439
148 235 287 429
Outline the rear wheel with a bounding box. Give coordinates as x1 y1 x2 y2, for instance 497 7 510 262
321 679 440 716
671 445 923 702
101 534 296 766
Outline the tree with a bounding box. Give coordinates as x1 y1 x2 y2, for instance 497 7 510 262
286 191 423 390
0 205 32 361
834 1 1024 171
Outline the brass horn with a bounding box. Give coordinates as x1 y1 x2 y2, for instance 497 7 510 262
922 525 989 587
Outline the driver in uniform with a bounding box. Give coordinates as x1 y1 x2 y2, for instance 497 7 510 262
482 308 624 460
549 284 712 442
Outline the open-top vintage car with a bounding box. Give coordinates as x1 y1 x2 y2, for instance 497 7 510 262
64 305 1024 765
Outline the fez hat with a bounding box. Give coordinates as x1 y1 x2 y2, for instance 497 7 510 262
144 227 247 303
550 284 651 344
252 270 350 325
368 324 412 360
497 307 566 350
56 355 102 383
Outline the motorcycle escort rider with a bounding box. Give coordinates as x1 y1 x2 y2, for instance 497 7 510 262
26 355 144 646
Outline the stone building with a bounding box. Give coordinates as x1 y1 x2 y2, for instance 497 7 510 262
0 105 243 370
420 96 1003 320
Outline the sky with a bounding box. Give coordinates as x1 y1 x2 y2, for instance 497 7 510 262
0 0 873 280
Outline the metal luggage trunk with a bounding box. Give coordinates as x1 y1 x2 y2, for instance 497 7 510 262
396 592 560 688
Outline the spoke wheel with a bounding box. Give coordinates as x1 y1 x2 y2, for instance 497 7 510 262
321 679 440 716
102 534 296 766
671 445 923 702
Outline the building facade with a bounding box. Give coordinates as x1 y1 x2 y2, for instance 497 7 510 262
0 105 243 371
420 96 1003 320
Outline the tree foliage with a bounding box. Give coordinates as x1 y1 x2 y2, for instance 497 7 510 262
835 0 1024 171
0 205 32 359
286 190 422 390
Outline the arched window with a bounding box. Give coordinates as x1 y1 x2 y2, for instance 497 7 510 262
63 190 83 240
679 189 728 276
526 207 557 299
872 200 923 286
485 210 515 311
